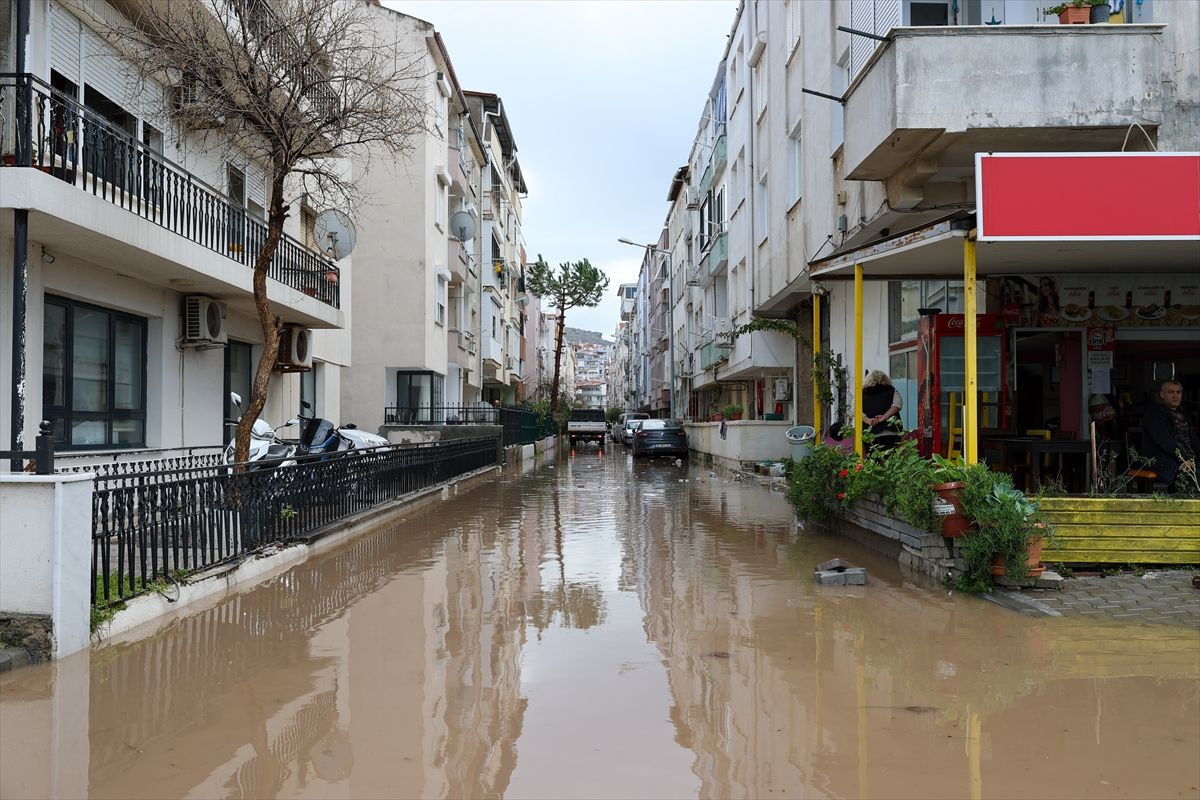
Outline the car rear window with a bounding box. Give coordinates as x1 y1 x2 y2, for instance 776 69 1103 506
625 419 643 428
641 419 682 430
570 409 605 422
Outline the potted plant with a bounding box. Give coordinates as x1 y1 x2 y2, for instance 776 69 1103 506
723 404 744 421
928 454 972 538
1088 0 1112 22
957 468 1051 591
1046 0 1091 24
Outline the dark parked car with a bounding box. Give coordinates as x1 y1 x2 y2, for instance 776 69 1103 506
631 418 689 459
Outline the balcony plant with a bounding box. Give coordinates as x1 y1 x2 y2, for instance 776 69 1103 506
1088 0 1112 22
1046 0 1091 23
723 404 744 421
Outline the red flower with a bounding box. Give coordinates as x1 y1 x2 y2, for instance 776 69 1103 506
839 468 849 478
854 462 863 472
836 492 846 501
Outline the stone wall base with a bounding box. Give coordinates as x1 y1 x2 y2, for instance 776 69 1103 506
0 612 53 664
820 494 965 583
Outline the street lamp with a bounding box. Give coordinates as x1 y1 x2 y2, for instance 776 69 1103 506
617 238 675 419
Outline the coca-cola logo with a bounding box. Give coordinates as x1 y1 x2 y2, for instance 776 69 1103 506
947 317 965 329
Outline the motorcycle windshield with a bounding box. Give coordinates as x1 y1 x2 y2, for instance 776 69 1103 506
302 419 338 451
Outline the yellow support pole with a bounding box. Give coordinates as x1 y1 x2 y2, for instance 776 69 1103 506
963 238 978 465
812 292 821 433
968 710 982 800
854 264 864 457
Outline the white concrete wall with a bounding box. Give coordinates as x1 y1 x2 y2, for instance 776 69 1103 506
0 473 94 659
684 420 793 464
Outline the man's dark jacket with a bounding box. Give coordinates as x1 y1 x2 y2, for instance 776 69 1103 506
1141 402 1199 484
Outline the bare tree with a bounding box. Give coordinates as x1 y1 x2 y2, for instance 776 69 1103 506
106 0 429 462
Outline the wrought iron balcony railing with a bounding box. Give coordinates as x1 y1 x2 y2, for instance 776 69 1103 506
0 73 339 308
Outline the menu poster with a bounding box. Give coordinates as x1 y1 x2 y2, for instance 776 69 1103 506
999 275 1199 329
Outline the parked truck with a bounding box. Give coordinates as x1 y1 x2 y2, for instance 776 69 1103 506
567 408 607 446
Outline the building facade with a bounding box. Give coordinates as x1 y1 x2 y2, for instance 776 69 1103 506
1 0 345 462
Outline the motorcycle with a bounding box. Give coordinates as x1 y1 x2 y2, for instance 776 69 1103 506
291 401 389 458
224 393 298 469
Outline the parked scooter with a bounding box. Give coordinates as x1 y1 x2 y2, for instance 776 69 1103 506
290 401 388 459
224 393 298 468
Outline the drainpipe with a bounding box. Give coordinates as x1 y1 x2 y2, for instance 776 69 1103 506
745 13 765 417
9 0 32 470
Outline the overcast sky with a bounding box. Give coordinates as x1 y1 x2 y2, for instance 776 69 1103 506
386 0 739 337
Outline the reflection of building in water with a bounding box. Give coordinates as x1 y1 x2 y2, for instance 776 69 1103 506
86 509 531 799
632 476 1199 798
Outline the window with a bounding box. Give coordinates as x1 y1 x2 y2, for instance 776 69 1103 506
786 0 802 58
43 297 146 448
224 340 253 435
753 174 768 244
787 122 803 206
300 365 316 416
831 48 849 153
752 58 768 119
436 275 447 326
395 371 444 419
888 280 965 344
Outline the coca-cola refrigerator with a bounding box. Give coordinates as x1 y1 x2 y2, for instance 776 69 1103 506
916 313 1009 458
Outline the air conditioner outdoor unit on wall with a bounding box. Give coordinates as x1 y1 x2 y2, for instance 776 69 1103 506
182 295 227 345
773 378 792 402
685 187 699 209
277 324 313 371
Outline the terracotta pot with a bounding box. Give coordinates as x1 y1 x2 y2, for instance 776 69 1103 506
991 535 1045 578
710 413 724 422
730 412 743 421
1058 6 1090 24
931 481 971 538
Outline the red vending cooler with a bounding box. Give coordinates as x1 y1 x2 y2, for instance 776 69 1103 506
916 313 1009 458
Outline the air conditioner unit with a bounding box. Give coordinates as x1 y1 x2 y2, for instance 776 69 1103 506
182 296 227 345
773 378 792 402
277 324 313 371
435 71 451 98
685 186 699 209
467 340 478 355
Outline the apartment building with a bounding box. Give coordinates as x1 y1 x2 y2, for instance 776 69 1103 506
466 91 529 406
754 0 1198 462
341 8 489 431
1 0 345 459
634 0 1197 466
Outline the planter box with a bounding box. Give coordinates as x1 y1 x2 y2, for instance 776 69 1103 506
833 493 964 581
1039 497 1200 564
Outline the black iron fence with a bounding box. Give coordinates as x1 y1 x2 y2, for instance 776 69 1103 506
0 420 55 473
383 404 555 447
0 72 339 307
91 437 498 607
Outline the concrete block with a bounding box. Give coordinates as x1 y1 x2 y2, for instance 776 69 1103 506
843 567 868 585
1034 570 1065 590
815 570 848 586
816 557 851 572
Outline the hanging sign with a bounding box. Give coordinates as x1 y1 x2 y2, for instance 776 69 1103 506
976 153 1200 240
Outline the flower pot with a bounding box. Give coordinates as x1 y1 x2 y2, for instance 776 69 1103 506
730 412 743 421
1090 3 1111 22
990 535 1045 578
710 413 724 422
324 268 339 284
931 481 971 538
1057 6 1090 23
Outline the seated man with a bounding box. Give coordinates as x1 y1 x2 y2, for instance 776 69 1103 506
1141 379 1199 489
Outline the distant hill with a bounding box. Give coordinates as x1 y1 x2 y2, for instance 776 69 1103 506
563 327 607 347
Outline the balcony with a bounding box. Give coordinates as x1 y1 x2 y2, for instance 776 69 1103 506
447 237 472 283
843 26 1164 189
698 132 727 197
0 74 340 319
699 230 729 279
699 339 727 371
447 145 471 195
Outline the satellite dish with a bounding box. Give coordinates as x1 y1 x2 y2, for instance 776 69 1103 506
313 209 357 260
449 209 477 242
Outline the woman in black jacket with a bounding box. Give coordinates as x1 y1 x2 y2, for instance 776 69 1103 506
861 370 903 452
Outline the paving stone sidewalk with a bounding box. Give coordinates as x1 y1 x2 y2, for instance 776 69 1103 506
992 569 1200 627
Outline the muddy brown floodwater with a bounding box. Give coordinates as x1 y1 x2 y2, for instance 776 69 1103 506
2 448 1198 799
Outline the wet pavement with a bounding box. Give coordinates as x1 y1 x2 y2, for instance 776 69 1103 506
996 569 1200 625
2 445 1198 799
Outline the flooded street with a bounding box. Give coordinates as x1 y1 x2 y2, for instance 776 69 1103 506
2 447 1198 800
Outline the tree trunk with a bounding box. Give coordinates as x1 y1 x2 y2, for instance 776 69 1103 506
232 176 288 466
550 310 566 412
